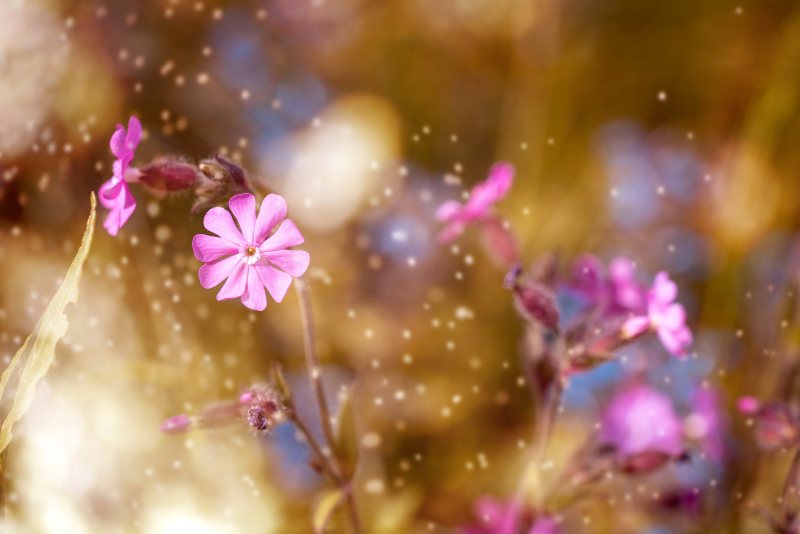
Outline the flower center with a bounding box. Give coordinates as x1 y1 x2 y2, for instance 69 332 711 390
242 245 261 265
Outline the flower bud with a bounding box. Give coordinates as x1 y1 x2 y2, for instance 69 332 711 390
160 413 192 434
193 154 251 212
513 282 560 332
138 159 199 192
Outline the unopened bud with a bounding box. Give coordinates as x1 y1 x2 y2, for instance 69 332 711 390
138 159 199 192
160 413 192 434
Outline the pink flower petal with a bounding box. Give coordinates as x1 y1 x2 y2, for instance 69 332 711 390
254 194 288 244
228 193 257 243
102 183 136 236
260 219 304 252
465 162 514 213
437 220 466 244
98 177 122 209
651 271 677 306
109 124 127 159
435 200 462 222
737 396 761 415
126 116 142 150
204 207 246 245
659 324 692 357
660 303 687 329
255 264 293 303
192 234 238 262
263 249 310 277
621 315 650 338
198 254 241 289
240 268 267 311
216 262 249 300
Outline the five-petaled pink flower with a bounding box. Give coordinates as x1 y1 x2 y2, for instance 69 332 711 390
99 116 143 236
621 271 693 357
436 162 514 243
192 193 310 311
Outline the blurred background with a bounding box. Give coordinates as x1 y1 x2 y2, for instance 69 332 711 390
1 0 800 532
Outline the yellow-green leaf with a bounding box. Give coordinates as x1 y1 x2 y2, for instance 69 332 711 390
334 385 358 478
312 488 344 534
0 193 96 455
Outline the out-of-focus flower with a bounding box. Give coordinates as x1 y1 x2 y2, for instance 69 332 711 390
98 116 142 236
739 399 800 451
600 383 684 473
684 387 725 461
737 396 761 415
436 162 514 243
160 384 286 434
192 193 310 311
566 255 645 315
462 496 558 534
622 271 692 357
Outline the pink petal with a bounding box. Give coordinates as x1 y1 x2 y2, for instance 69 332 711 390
263 249 310 277
98 177 122 209
216 262 248 300
650 272 677 306
192 234 238 262
737 396 761 415
255 264 293 303
254 194 288 244
621 315 650 338
126 116 142 150
435 200 462 222
109 124 127 159
661 303 687 330
198 254 241 289
658 324 692 357
240 268 267 311
228 193 257 243
465 162 514 213
437 220 466 243
102 183 136 236
203 207 246 245
609 256 636 282
260 219 304 252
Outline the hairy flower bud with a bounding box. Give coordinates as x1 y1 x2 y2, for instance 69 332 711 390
193 154 251 213
138 159 199 193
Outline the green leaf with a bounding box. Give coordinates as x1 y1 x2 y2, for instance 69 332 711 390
0 193 96 455
312 488 344 534
334 385 358 478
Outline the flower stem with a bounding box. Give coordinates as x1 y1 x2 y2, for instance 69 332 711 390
294 278 363 534
781 448 800 516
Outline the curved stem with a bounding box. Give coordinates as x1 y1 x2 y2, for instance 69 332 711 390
294 278 363 534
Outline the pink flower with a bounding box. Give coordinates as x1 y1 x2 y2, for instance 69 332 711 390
99 116 142 236
621 271 693 356
607 257 646 313
436 162 514 243
567 255 645 314
601 383 683 459
737 396 761 415
192 193 310 311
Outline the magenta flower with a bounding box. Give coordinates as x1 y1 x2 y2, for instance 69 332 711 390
621 271 693 356
566 255 645 315
98 116 142 236
192 193 310 311
601 383 683 461
436 162 514 243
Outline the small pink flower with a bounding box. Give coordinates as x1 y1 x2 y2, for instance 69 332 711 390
192 193 310 311
99 116 142 236
621 271 693 356
436 162 514 243
607 257 646 312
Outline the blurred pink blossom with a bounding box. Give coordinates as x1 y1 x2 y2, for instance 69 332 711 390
568 255 645 314
601 383 684 469
436 162 514 243
622 271 693 356
192 193 310 311
737 396 761 415
99 116 142 236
